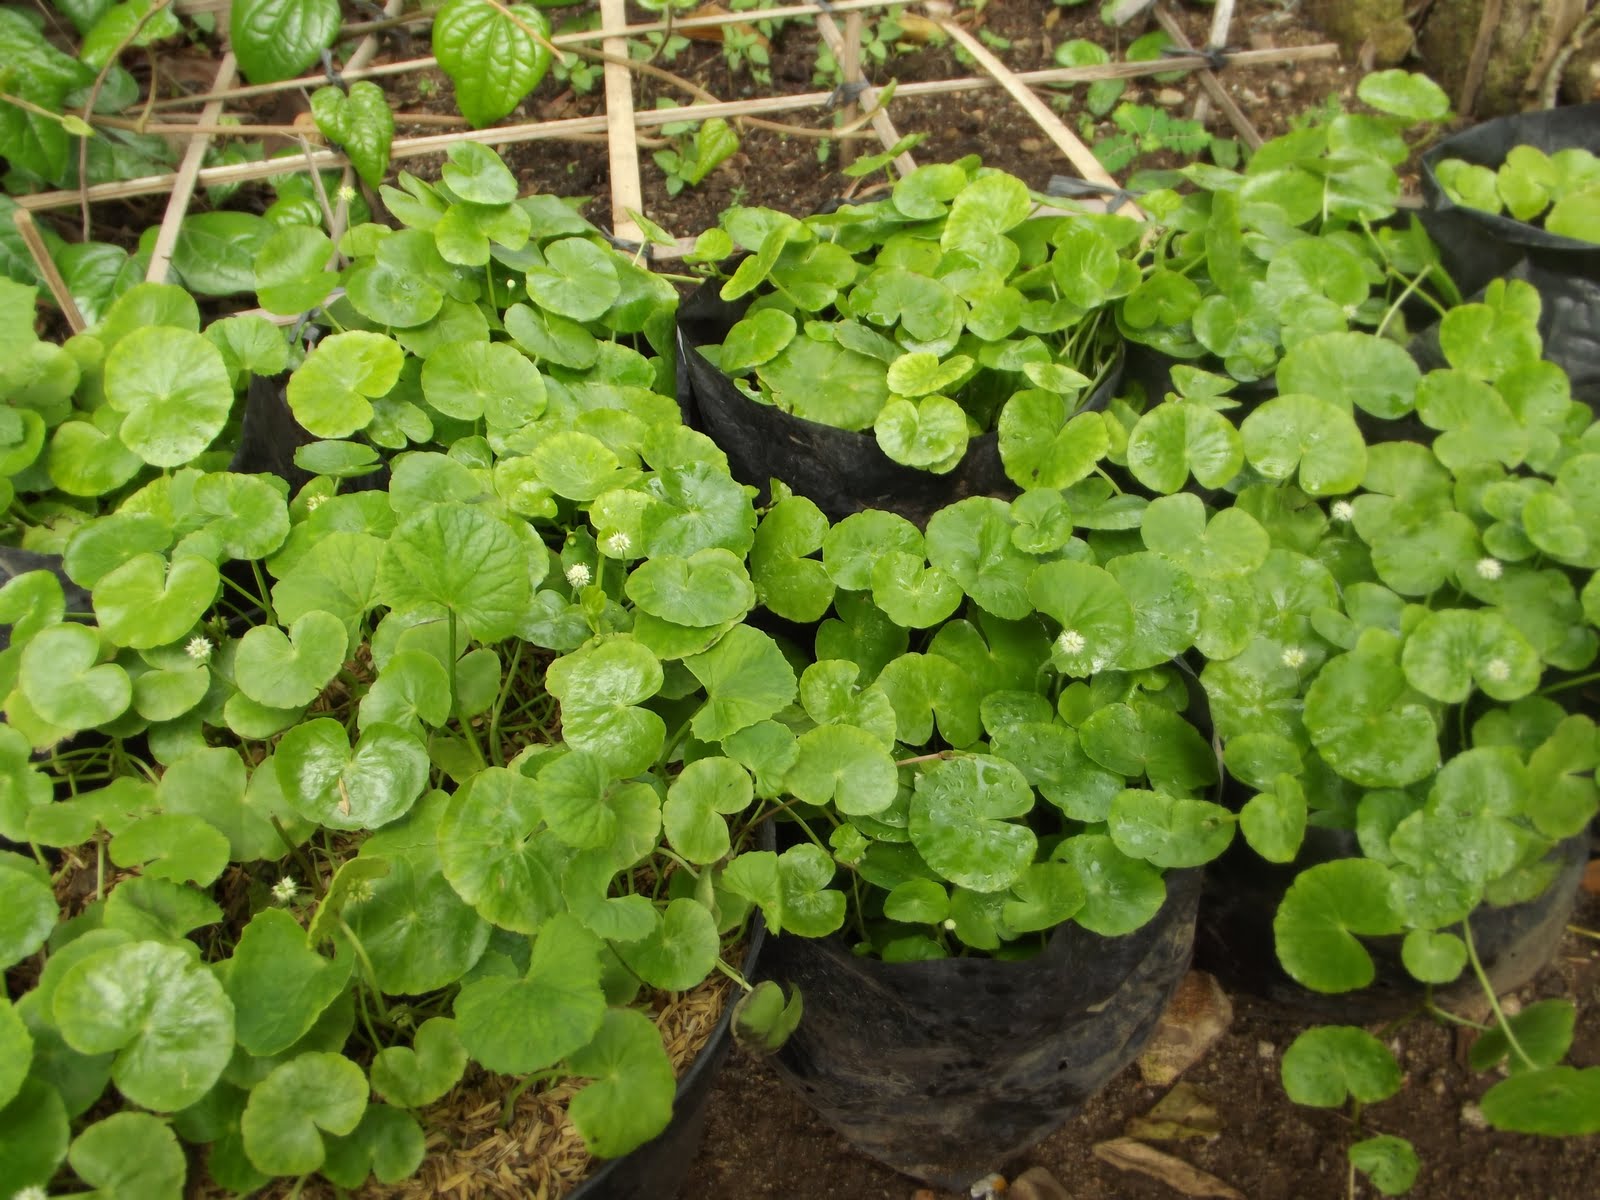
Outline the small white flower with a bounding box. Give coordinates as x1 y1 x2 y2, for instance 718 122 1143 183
1475 556 1503 581
1330 500 1355 522
1281 645 1308 669
185 635 213 662
603 532 632 557
346 879 376 905
565 562 592 588
1054 629 1087 657
13 1188 49 1200
942 918 957 932
305 493 326 512
1484 658 1511 683
336 183 358 204
271 876 298 904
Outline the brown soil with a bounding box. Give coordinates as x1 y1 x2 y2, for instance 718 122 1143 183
684 889 1600 1200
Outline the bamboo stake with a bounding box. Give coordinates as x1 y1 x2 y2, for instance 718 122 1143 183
1458 0 1503 117
1191 0 1234 125
930 6 1140 216
12 211 86 333
145 52 236 284
838 10 863 169
599 0 645 245
15 45 1337 214
1152 3 1262 151
815 7 915 175
347 0 410 75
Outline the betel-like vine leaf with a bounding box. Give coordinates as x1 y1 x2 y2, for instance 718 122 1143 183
310 82 394 189
230 0 341 84
433 0 553 129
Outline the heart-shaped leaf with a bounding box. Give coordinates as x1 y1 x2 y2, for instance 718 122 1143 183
786 724 899 816
1051 833 1166 936
998 390 1109 490
663 756 753 864
1304 648 1439 788
91 553 218 650
1400 608 1541 703
18 623 129 730
224 908 354 1057
873 394 969 471
310 81 394 189
240 1052 367 1176
432 2 552 128
370 1018 468 1109
1240 393 1367 495
231 0 340 83
454 914 606 1074
546 637 666 775
275 719 429 830
1281 1025 1402 1106
379 502 532 644
235 611 349 709
421 339 545 425
1108 789 1235 868
526 237 621 322
1028 560 1134 676
567 1008 676 1158
1126 401 1244 494
439 766 568 933
287 331 403 438
626 548 755 628
1273 859 1403 992
618 897 719 991
53 940 234 1111
67 1112 185 1200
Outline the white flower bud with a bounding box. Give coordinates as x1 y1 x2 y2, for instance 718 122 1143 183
1475 557 1503 581
1281 646 1308 669
603 532 632 557
1054 629 1087 657
271 876 298 904
1330 500 1355 522
185 635 214 663
565 562 592 588
1484 658 1511 683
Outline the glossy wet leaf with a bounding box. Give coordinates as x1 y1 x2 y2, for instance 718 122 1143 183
1106 551 1201 669
253 225 337 315
53 939 233 1111
1052 834 1166 937
749 495 834 622
923 498 1035 619
1281 1025 1402 1106
546 637 666 775
67 1111 185 1200
1239 393 1366 495
1401 608 1540 703
1273 859 1403 992
1003 861 1086 934
18 622 129 729
1304 648 1438 788
823 509 923 591
240 1052 367 1176
999 389 1109 490
909 755 1037 892
1109 789 1235 868
439 767 566 933
1239 775 1307 863
454 914 606 1074
1126 401 1243 494
370 1018 468 1109
309 80 393 188
1141 493 1269 579
433 0 552 128
874 394 969 471
224 908 353 1057
626 548 755 628
275 719 429 830
1028 560 1133 676
287 331 403 439
568 1008 675 1158
103 326 233 467
92 552 218 650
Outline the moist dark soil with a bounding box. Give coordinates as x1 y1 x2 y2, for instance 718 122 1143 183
684 887 1600 1200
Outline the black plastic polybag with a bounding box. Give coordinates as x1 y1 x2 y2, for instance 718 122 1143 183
1419 102 1600 400
753 870 1200 1191
676 281 1124 526
1194 826 1588 1023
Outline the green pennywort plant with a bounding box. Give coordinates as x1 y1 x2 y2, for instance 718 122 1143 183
698 159 1133 477
1116 70 1458 381
1435 144 1600 243
1173 282 1600 1180
0 143 785 1196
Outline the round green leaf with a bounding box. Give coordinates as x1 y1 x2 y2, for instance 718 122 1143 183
103 326 233 467
19 622 129 729
109 813 230 887
1277 331 1421 419
53 940 234 1112
240 1052 368 1177
925 497 1036 619
1281 1025 1402 1107
683 624 798 743
526 237 620 321
286 331 403 438
998 391 1109 491
546 638 667 775
421 339 545 424
567 1008 675 1159
275 719 429 830
1480 1066 1600 1135
621 897 718 991
1304 648 1439 788
92 553 218 650
822 509 923 591
225 908 354 1057
626 549 755 628
1052 834 1166 936
1400 928 1466 984
1240 393 1367 495
1273 858 1404 992
1108 789 1235 868
439 767 567 933
1028 560 1134 676
786 724 899 817
378 503 531 643
232 0 340 84
1400 608 1541 703
235 611 349 709
1349 1135 1420 1197
719 308 796 374
1356 69 1450 121
874 394 970 471
664 757 752 864
68 1110 185 1200
370 1018 468 1110
909 754 1037 892
1126 401 1244 494
0 995 31 1109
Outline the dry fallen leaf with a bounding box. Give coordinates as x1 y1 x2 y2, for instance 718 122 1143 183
1092 1138 1246 1199
1125 1082 1225 1143
1009 1165 1072 1200
1138 970 1234 1086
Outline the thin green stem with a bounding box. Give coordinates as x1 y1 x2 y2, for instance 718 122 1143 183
712 957 753 992
1463 919 1535 1071
487 640 524 768
657 847 700 879
338 919 392 1025
250 561 278 626
1540 670 1600 696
